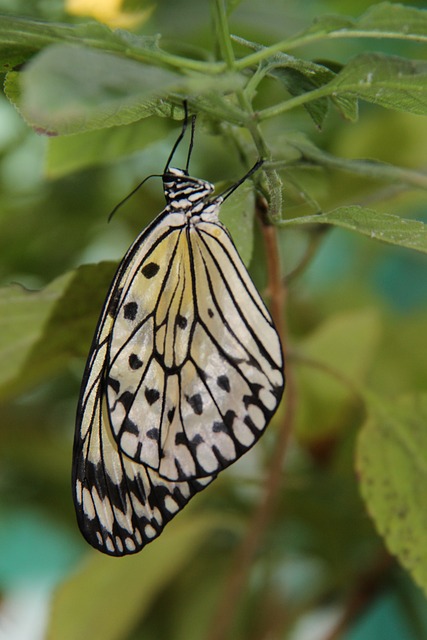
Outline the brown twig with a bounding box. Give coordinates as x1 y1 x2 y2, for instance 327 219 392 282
205 194 296 640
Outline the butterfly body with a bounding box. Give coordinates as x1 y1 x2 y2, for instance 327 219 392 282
73 167 284 556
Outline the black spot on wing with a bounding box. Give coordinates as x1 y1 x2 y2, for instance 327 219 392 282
147 428 159 440
119 391 134 411
141 262 160 279
122 416 138 435
124 301 138 321
175 432 186 445
107 377 120 394
176 314 188 329
167 407 176 423
129 353 143 370
217 375 230 392
145 387 160 405
186 393 203 415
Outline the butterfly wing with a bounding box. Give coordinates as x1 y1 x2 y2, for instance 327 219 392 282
73 212 216 556
73 194 284 557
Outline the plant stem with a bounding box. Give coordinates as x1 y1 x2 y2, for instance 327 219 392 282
257 85 331 121
213 0 236 70
234 29 427 71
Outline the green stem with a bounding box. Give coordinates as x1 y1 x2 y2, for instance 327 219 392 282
234 29 427 71
271 151 427 190
212 0 236 70
257 85 332 121
211 0 270 163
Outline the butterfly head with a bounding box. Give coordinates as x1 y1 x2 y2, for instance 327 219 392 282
163 168 215 210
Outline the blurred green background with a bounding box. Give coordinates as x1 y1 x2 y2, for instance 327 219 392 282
0 1 426 639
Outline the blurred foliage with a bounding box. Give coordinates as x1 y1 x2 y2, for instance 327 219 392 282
0 1 426 639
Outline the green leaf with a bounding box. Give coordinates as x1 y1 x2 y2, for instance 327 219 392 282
0 263 117 399
233 35 359 124
0 273 72 399
232 36 334 127
295 309 381 441
47 513 222 640
283 133 427 190
280 207 427 254
219 182 255 266
45 117 171 177
356 2 427 39
259 52 427 122
7 43 243 135
0 15 161 68
357 394 427 596
9 45 174 134
327 53 427 117
303 2 427 42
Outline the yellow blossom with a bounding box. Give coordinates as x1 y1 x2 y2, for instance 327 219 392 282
66 0 153 29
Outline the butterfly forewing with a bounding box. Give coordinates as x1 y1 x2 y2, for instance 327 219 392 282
73 169 284 556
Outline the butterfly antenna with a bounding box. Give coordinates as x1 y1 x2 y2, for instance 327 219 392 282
185 115 196 174
220 158 264 201
164 101 189 172
108 174 161 222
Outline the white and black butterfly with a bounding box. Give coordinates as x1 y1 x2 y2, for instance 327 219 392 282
72 112 284 556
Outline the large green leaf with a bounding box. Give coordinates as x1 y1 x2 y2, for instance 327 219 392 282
357 394 427 596
259 52 427 122
0 272 72 399
45 117 171 177
239 4 427 78
6 44 243 134
47 513 222 640
295 309 381 441
326 54 427 117
0 16 127 68
280 207 427 254
233 35 359 125
0 263 117 399
302 3 427 43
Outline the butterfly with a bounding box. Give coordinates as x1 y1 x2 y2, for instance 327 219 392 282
72 112 285 556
